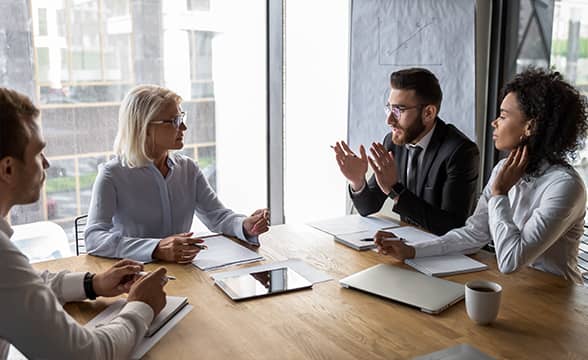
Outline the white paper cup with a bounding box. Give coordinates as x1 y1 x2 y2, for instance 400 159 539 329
465 280 502 325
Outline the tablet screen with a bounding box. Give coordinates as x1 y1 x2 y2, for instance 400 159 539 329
216 267 312 300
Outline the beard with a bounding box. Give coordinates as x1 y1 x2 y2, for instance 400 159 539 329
391 112 426 145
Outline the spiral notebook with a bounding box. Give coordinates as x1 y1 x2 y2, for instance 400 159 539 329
404 255 488 277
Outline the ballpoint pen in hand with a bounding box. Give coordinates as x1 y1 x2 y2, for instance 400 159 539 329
137 271 176 281
191 243 208 250
380 237 405 244
189 233 219 250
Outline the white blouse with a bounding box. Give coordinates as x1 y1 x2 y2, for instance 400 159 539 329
414 160 585 284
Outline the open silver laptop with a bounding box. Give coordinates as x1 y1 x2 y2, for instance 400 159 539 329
340 264 464 314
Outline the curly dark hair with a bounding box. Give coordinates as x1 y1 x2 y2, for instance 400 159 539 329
502 68 588 176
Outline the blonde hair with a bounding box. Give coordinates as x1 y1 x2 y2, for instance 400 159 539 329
114 85 182 167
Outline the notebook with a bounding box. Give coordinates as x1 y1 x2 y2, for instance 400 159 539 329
86 296 192 359
87 296 189 337
308 214 400 236
334 230 378 251
192 235 264 271
404 255 488 277
308 215 400 251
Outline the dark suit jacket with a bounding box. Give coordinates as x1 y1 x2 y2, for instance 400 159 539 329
351 118 480 235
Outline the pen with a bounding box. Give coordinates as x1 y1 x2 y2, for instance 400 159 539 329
188 233 219 249
263 209 270 226
137 271 176 280
380 237 404 243
360 238 374 242
191 243 208 250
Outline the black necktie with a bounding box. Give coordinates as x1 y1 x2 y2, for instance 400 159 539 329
407 145 423 193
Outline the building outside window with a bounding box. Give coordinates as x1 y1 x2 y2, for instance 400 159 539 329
1 0 267 255
550 0 588 202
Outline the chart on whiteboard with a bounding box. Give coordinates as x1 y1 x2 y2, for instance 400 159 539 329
348 0 476 151
378 17 443 66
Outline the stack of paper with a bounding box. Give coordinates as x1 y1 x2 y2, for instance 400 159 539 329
405 255 488 277
85 296 193 359
192 235 264 271
308 215 400 251
386 226 439 245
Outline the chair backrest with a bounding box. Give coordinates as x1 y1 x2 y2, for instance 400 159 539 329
578 226 588 286
74 215 88 256
12 221 72 262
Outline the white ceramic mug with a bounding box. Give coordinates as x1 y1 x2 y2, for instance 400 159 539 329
465 280 502 325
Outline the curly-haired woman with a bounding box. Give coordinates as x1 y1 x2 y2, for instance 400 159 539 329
375 68 588 283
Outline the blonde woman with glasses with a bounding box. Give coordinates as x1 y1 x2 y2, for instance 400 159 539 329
85 85 269 264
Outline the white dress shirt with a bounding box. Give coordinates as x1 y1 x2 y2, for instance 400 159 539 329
0 217 154 359
414 160 585 284
405 121 436 183
85 154 257 263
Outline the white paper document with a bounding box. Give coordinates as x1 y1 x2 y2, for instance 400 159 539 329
308 214 400 236
211 258 333 284
192 235 264 271
405 255 488 277
387 226 439 245
85 296 193 360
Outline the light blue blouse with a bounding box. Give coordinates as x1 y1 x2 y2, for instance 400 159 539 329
85 154 257 263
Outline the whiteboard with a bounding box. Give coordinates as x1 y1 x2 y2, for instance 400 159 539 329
348 0 476 150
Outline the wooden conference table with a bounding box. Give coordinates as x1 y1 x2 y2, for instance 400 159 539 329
34 223 588 359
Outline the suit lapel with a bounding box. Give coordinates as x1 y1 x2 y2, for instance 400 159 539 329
416 119 446 194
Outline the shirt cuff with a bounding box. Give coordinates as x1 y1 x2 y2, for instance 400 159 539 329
235 218 260 246
120 301 155 327
413 244 443 258
349 182 366 195
61 272 87 302
144 239 161 263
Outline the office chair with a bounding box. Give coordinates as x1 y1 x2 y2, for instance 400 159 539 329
74 214 88 256
579 225 588 286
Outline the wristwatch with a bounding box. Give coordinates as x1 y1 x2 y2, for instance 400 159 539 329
83 272 97 300
387 182 406 199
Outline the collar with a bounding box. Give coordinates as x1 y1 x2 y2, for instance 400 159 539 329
167 153 178 168
148 153 177 170
521 161 552 183
0 216 13 238
405 121 437 152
